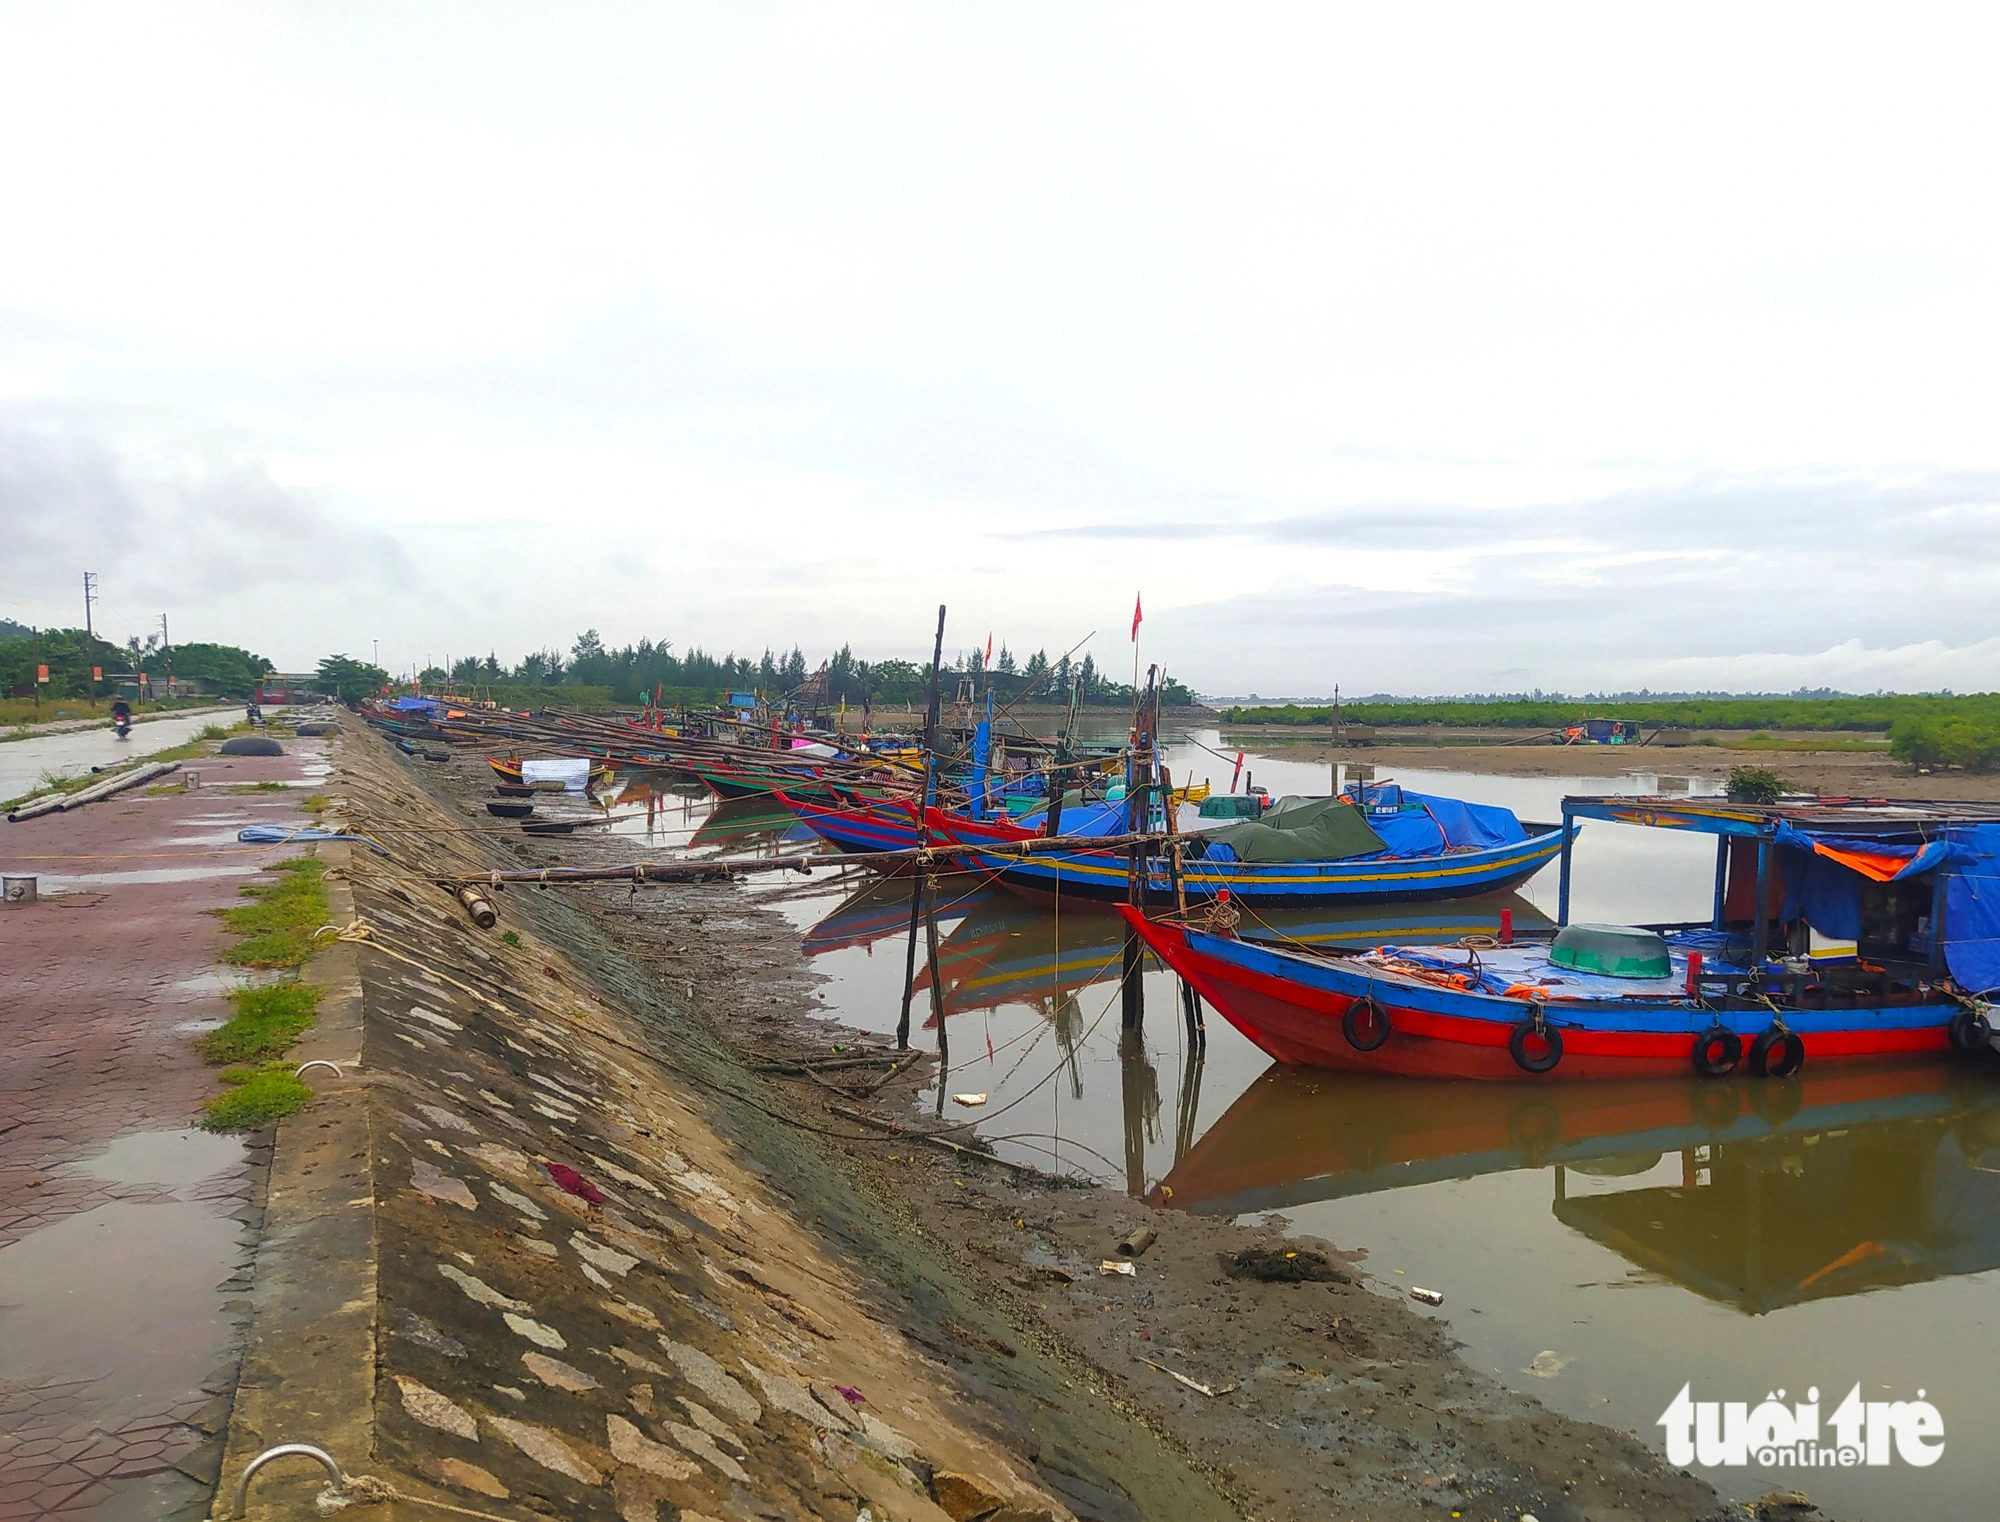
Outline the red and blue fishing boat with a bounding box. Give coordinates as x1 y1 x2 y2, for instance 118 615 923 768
934 784 1569 908
1123 795 2000 1081
776 793 930 854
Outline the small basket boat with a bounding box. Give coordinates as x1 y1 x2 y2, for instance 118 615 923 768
494 783 536 797
486 800 535 819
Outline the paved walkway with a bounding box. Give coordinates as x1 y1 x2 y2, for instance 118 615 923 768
0 742 328 1521
0 707 235 744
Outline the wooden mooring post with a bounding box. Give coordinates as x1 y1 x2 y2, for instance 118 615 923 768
1121 665 1159 1034
896 602 947 1051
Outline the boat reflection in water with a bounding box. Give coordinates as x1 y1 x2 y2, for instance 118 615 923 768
1156 1063 2000 1313
686 795 819 854
801 885 1550 1194
607 770 708 840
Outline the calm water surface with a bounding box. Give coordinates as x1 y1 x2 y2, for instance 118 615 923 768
606 735 1999 1521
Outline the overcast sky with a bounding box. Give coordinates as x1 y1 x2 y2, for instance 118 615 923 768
4 3 1998 697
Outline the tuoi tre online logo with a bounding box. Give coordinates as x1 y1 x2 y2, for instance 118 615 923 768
1659 1384 1943 1469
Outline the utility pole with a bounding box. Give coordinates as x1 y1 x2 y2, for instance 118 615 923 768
160 614 173 696
83 572 97 637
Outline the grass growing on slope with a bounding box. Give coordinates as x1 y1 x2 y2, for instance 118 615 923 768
216 856 329 967
199 980 324 1064
201 1064 314 1130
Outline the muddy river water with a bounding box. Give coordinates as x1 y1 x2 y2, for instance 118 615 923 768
607 734 1999 1521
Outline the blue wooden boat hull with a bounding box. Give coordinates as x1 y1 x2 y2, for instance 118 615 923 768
945 824 1570 907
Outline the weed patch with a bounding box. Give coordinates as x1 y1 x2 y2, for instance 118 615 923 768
201 1064 313 1130
200 981 323 1064
301 793 332 814
230 781 291 794
151 722 252 764
216 856 329 967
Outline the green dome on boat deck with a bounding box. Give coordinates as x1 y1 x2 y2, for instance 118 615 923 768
1549 923 1672 979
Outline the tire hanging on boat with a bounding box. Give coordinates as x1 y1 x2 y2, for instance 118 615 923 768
1948 1004 1992 1055
1508 1011 1563 1074
1342 992 1392 1052
1748 1025 1805 1078
1690 1024 1742 1078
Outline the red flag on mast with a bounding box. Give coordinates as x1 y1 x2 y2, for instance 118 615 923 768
1130 592 1143 642
984 632 993 667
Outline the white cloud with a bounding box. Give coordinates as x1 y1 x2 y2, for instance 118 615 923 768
1 3 1996 687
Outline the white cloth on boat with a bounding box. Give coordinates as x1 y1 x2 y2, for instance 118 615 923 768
521 757 592 792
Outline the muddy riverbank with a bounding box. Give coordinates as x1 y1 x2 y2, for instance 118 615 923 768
1219 729 1999 803
347 727 1772 1522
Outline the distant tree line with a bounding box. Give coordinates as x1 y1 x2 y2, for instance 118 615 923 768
1223 692 2000 774
1224 694 1999 734
0 624 272 699
413 632 1196 710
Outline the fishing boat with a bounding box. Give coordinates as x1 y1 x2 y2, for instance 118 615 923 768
777 793 930 854
486 756 614 787
1556 717 1642 745
1121 795 2000 1081
936 784 1569 908
684 756 914 806
913 892 1550 1022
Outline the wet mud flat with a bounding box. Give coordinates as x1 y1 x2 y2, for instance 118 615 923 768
1225 730 1998 803
386 739 1770 1522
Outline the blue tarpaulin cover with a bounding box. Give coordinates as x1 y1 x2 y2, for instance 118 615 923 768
1775 823 1956 942
1944 825 2000 994
1199 790 1527 863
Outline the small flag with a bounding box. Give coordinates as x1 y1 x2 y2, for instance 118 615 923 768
1130 592 1143 642
984 632 993 667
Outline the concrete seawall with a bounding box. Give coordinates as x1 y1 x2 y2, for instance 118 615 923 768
219 724 1224 1520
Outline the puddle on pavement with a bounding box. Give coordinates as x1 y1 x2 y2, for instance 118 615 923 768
162 969 274 1003
0 1200 244 1407
66 1127 244 1189
606 734 1995 1522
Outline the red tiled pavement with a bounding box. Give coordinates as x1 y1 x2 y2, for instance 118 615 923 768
0 737 331 1521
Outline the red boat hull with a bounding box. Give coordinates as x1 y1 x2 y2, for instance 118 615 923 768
1121 908 1955 1081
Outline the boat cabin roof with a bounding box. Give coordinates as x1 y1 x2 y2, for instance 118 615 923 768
1560 794 2000 840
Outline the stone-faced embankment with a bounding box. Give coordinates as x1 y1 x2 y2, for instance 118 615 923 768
220 726 1232 1521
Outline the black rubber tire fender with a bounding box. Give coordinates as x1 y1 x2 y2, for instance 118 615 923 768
1749 1026 1805 1078
1342 993 1392 1052
1508 1016 1563 1074
1691 1024 1743 1078
1948 1005 1992 1055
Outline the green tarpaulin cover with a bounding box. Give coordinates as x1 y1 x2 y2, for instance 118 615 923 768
1199 796 1388 863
